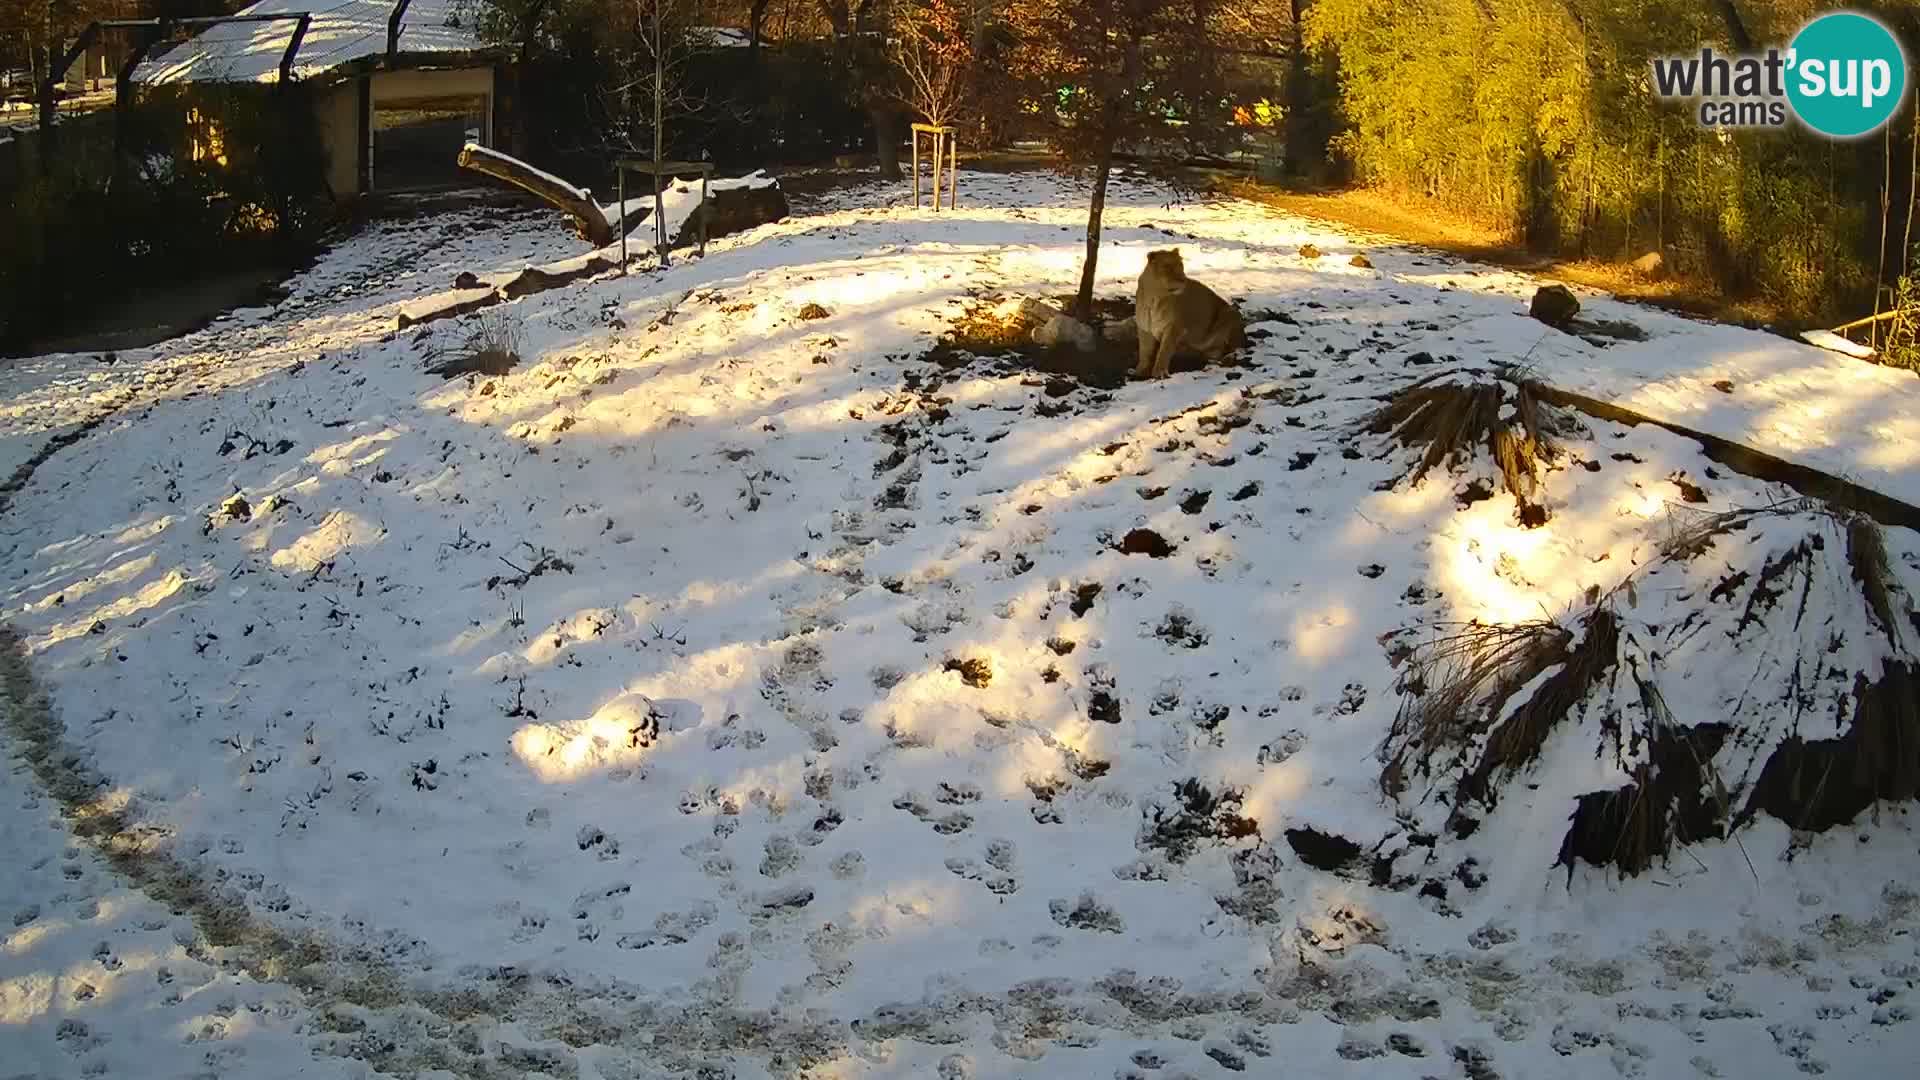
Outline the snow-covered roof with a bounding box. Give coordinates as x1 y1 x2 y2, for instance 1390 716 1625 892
133 0 484 85
689 26 751 49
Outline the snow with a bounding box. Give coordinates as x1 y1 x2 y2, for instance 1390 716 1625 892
465 142 595 204
606 168 780 243
132 0 480 85
1800 327 1878 359
691 26 754 49
3 169 1919 1078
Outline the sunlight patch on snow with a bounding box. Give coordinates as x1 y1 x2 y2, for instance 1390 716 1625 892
306 428 403 472
1000 412 1139 472
1244 760 1313 820
23 552 158 614
0 971 55 1023
268 511 384 573
1435 516 1557 626
509 718 635 782
3 920 66 957
30 568 192 652
801 263 934 308
112 516 173 547
1287 602 1356 663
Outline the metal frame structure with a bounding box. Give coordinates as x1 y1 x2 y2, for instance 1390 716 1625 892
51 13 314 106
614 157 712 269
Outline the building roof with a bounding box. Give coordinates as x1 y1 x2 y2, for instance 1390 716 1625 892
133 0 484 85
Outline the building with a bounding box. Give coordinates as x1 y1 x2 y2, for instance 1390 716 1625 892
132 0 502 199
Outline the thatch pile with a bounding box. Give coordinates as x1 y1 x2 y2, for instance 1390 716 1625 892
1364 371 1576 526
1382 504 1920 876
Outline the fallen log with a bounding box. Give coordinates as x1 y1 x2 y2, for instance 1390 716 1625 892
395 252 622 331
457 143 613 247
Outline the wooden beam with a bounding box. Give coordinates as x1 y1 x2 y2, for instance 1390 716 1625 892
458 144 612 246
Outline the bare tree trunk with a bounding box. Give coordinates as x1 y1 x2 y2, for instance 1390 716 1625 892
1876 124 1892 348
750 0 771 61
870 101 901 179
1711 0 1753 52
1074 139 1115 318
1284 0 1313 179
653 0 668 260
512 1 549 159
36 36 57 167
1904 92 1918 280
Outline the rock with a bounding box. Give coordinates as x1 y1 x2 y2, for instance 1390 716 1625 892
454 271 481 289
997 296 1063 330
1529 284 1581 327
1101 315 1137 342
672 181 791 247
1299 243 1322 259
1350 254 1373 269
797 303 831 321
1630 251 1665 278
219 493 252 521
1032 313 1097 353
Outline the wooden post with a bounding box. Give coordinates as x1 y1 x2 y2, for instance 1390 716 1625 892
912 130 921 208
617 166 626 271
699 171 709 257
948 132 957 210
653 168 665 266
931 129 942 210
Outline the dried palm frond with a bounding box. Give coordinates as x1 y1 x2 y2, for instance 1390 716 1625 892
1458 609 1620 807
1380 618 1573 797
1364 372 1572 524
1846 515 1905 649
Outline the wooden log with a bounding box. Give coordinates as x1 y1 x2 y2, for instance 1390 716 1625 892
457 144 612 247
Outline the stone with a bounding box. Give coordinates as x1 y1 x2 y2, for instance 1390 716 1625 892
671 182 791 248
1529 284 1581 327
1032 313 1097 353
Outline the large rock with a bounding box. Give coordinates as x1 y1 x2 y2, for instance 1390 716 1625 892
997 297 1064 330
671 183 791 248
1033 313 1097 353
1529 284 1581 327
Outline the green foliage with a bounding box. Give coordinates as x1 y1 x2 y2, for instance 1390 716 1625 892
1883 256 1920 372
1302 0 1903 319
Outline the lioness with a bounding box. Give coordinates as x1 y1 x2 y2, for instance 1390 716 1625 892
1133 249 1245 380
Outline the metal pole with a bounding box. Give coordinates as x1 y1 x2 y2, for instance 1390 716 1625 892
652 0 665 265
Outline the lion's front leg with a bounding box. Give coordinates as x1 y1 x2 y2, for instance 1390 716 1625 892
1134 329 1158 379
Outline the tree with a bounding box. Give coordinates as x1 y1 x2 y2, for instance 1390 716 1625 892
1006 0 1237 317
818 0 902 179
889 0 977 129
459 0 563 157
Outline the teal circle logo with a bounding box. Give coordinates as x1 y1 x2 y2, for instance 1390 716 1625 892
1787 12 1908 138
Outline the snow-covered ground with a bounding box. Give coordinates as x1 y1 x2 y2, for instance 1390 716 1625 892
3 169 1918 1079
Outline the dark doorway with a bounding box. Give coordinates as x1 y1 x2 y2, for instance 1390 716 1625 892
372 95 488 191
